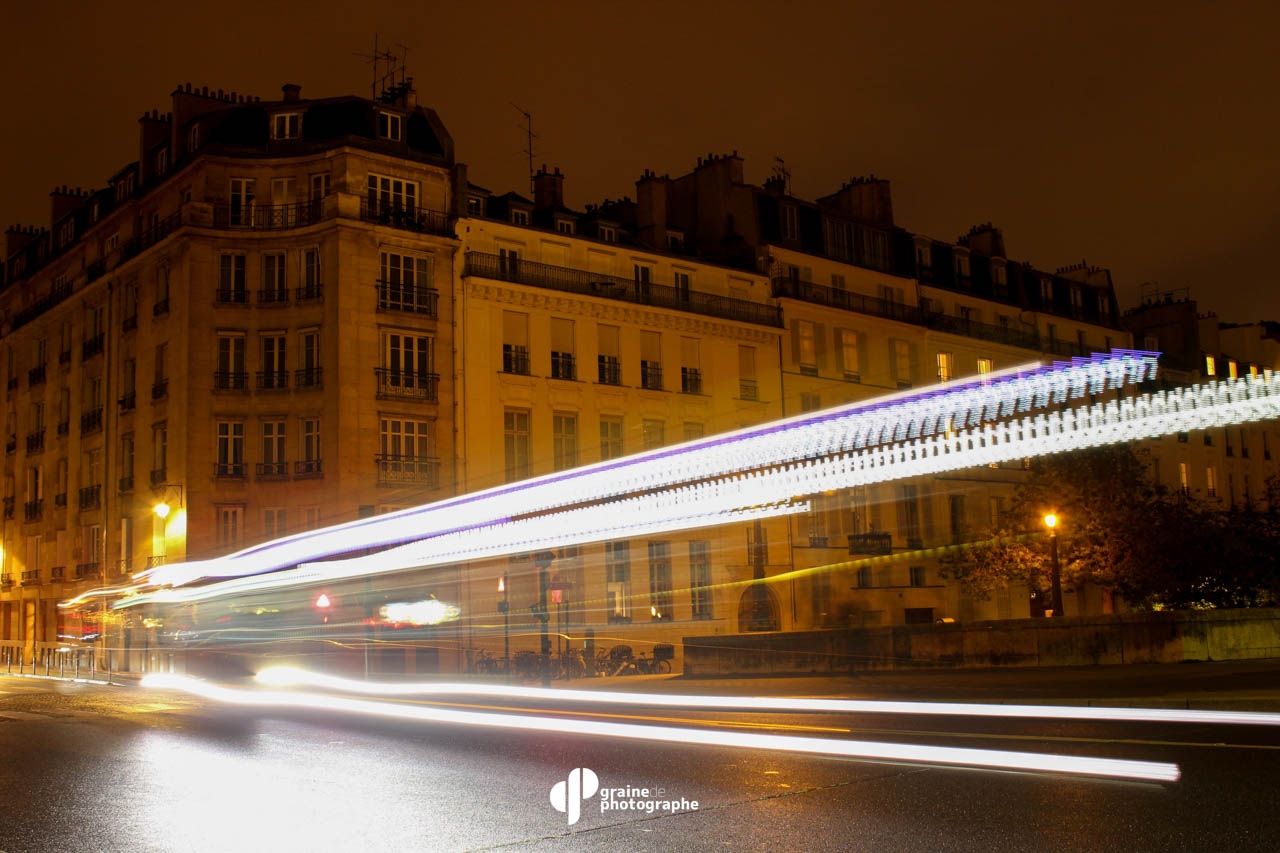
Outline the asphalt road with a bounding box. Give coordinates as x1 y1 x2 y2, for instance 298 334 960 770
2 665 1280 853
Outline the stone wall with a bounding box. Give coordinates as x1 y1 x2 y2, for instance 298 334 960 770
681 608 1280 676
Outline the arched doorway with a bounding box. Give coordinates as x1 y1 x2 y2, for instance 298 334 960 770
738 583 780 632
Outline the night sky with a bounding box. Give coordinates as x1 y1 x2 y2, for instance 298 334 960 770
3 0 1277 322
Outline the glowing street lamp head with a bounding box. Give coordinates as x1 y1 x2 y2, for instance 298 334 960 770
1043 513 1058 530
154 502 171 520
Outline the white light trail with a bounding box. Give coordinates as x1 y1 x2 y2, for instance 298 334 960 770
141 674 1180 783
253 667 1280 728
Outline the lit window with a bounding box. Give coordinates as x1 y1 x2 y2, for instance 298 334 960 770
937 352 954 382
1205 355 1216 376
1178 462 1190 494
1206 466 1218 498
977 357 993 376
1228 360 1238 379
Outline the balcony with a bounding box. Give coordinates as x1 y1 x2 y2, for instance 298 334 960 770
739 378 759 401
23 499 43 522
215 287 249 305
212 200 325 230
153 297 170 316
58 349 71 365
54 492 67 508
5 377 15 390
26 430 45 453
598 355 621 386
74 563 101 580
50 566 65 581
258 287 290 306
295 367 323 390
80 407 104 436
848 532 893 556
502 345 530 376
56 420 69 437
151 379 169 401
21 569 41 585
375 368 439 401
550 352 576 381
359 199 454 237
2 497 12 519
119 392 136 412
296 283 323 302
122 210 182 255
295 459 323 478
149 468 167 487
256 370 289 391
122 314 138 332
681 367 702 394
0 574 10 588
4 436 14 455
465 252 783 328
82 333 105 360
213 371 249 392
78 484 102 510
118 475 134 493
146 556 166 569
27 364 46 386
640 361 663 391
256 462 289 480
375 454 440 487
924 309 1041 351
214 462 247 479
376 280 438 316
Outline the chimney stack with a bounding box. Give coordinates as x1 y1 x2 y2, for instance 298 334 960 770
282 83 302 102
533 164 565 211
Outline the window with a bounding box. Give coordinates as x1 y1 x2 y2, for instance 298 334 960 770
837 329 860 380
271 112 301 140
599 225 617 242
299 330 321 388
600 416 623 460
1206 466 1218 498
892 339 913 386
1040 278 1053 303
510 209 529 226
153 343 168 399
782 206 799 241
640 331 662 390
377 111 403 141
690 541 712 619
1228 360 1238 380
648 541 673 620
379 417 433 483
381 333 435 399
122 284 138 330
598 325 621 385
498 246 521 278
605 541 631 622
366 174 417 217
302 249 321 299
228 178 255 226
300 418 321 475
800 393 821 412
673 270 691 303
217 506 244 551
502 311 530 375
302 506 322 531
642 419 664 450
954 253 970 279
992 263 1007 288
937 352 954 382
683 422 704 442
378 251 433 313
857 565 871 588
977 357 993 376
898 484 921 546
504 409 531 482
1070 288 1083 313
556 219 575 235
796 320 817 374
218 254 247 302
261 421 286 476
633 263 652 292
155 266 170 315
1178 462 1190 495
216 421 245 477
151 424 167 482
264 508 287 539
188 122 200 151
680 337 701 394
909 566 926 587
831 273 846 291
260 334 287 389
550 318 575 380
739 345 758 400
552 413 578 471
310 173 331 200
120 359 136 410
261 253 287 302
216 334 246 390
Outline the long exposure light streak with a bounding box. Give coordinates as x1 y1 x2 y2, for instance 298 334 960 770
254 667 1280 728
140 674 1181 783
118 359 1280 607
138 351 1159 591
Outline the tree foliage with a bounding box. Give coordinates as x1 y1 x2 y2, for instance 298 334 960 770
940 445 1280 611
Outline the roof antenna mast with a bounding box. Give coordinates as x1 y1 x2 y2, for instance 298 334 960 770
513 104 537 195
354 36 412 103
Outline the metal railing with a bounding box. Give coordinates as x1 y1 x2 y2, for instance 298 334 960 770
295 367 323 389
295 459 323 478
80 407 104 435
551 352 576 381
376 280 438 316
640 361 663 391
26 431 45 453
212 200 324 230
78 484 101 510
466 252 783 328
502 346 530 376
375 454 440 487
151 379 168 400
256 462 289 479
359 200 454 237
258 287 290 305
296 284 323 302
214 462 247 479
213 371 249 391
215 287 249 305
739 378 759 401
23 499 43 522
681 367 702 394
82 334 105 360
28 364 46 386
598 356 621 385
256 370 289 391
375 369 439 401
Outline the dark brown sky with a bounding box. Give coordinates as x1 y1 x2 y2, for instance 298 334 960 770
3 0 1278 322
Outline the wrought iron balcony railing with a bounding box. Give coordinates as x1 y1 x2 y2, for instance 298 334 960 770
681 367 702 394
848 532 893 555
214 462 247 479
295 367 323 389
212 200 325 230
359 200 454 237
256 462 289 479
294 459 323 478
598 355 621 386
78 484 102 510
256 370 289 391
375 454 440 487
376 280 438 316
550 352 576 381
213 371 249 391
375 369 439 401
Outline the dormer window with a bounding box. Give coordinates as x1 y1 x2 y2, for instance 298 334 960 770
90 200 100 223
1097 293 1109 317
57 220 75 248
666 231 684 250
115 174 135 202
378 111 402 141
1070 288 1083 311
466 196 484 216
511 209 529 226
954 252 970 279
556 219 575 235
271 112 301 140
1040 278 1053 303
599 225 616 243
154 147 169 176
188 122 200 152
991 262 1006 287
916 244 932 272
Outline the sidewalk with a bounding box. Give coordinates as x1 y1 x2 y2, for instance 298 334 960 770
576 658 1280 712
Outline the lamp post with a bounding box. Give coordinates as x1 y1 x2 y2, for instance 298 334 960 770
534 551 555 688
497 573 510 685
1043 513 1064 618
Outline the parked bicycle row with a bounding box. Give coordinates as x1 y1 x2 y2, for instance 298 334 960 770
470 643 674 680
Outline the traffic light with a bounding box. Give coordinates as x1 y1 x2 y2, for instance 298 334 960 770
314 592 332 623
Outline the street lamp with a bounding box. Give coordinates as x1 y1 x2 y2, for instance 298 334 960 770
1043 513 1064 618
497 572 510 685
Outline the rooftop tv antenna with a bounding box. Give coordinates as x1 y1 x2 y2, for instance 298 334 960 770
513 103 537 195
772 156 792 195
355 36 413 103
